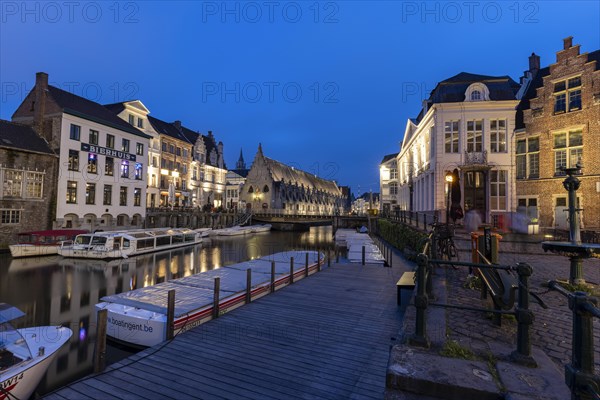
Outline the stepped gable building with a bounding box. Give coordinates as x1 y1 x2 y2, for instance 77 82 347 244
225 149 250 210
240 144 344 215
0 120 58 247
379 152 399 215
515 37 600 230
394 72 521 224
12 72 151 231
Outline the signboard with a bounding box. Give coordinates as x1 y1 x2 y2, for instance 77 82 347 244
81 144 136 161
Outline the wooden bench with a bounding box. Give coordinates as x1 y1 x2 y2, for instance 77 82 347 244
475 266 518 326
397 271 416 306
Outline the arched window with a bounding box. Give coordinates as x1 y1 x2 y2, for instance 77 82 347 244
471 90 481 101
248 186 254 193
263 185 270 193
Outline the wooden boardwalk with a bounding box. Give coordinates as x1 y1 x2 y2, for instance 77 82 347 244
45 262 406 399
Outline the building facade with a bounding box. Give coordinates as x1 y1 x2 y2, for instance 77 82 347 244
516 37 600 229
225 149 249 211
0 120 58 248
12 73 150 231
239 145 344 215
379 153 399 216
394 72 521 225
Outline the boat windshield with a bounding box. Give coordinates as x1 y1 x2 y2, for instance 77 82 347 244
0 322 32 370
90 236 107 245
75 235 92 245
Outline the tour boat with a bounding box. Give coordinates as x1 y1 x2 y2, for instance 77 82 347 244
215 226 253 236
58 228 204 259
9 230 88 258
96 250 324 348
0 304 72 400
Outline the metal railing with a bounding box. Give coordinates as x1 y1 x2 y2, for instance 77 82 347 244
410 244 537 366
386 210 439 231
548 281 600 400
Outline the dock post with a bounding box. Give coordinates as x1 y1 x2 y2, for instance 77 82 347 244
270 261 276 293
305 252 309 277
246 269 252 304
362 245 365 265
166 289 175 340
93 309 107 373
289 257 294 284
213 277 220 319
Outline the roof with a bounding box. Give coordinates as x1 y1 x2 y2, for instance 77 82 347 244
147 116 191 143
429 72 520 104
0 119 54 155
263 156 340 194
229 168 249 178
103 102 126 115
45 86 150 139
380 153 398 164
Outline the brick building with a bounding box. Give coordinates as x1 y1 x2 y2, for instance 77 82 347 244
516 37 600 230
0 120 58 248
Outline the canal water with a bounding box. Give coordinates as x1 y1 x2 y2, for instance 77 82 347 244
0 227 336 397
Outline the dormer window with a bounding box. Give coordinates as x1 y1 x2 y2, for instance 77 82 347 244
471 90 482 101
465 83 490 102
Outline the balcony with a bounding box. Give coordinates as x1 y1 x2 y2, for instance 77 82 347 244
461 150 490 170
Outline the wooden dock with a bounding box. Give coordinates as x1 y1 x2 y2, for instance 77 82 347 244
45 262 405 399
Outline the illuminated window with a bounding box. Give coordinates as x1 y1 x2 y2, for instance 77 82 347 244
490 119 507 153
554 77 582 114
444 121 459 153
554 130 583 175
87 153 98 174
66 181 77 204
466 120 483 152
86 183 96 205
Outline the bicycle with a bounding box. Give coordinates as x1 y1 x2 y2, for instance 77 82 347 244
429 222 460 267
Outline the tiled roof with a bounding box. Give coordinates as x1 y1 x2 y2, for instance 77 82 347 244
429 72 520 104
0 119 54 155
147 116 191 143
264 156 340 194
380 153 398 164
103 102 126 115
46 86 150 139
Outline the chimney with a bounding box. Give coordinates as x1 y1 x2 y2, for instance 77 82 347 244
34 72 48 136
563 36 573 50
173 120 181 130
528 52 540 73
422 100 428 114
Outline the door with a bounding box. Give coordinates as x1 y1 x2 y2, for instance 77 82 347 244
464 171 486 222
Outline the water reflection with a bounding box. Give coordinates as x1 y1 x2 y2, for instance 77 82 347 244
0 227 334 396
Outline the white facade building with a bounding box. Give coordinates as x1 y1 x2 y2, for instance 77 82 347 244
379 153 398 215
12 73 151 230
393 73 521 225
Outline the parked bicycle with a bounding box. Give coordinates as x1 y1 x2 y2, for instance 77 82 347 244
429 222 460 266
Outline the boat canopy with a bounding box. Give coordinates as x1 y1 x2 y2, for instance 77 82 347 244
0 303 25 323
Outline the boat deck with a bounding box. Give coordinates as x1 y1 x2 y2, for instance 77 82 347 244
44 262 404 399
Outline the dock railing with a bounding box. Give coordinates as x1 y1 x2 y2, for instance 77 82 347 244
548 281 600 400
385 210 439 232
410 242 538 366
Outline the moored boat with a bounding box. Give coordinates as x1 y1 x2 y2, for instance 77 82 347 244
0 304 72 400
248 224 272 233
96 250 324 348
58 228 204 259
9 230 88 258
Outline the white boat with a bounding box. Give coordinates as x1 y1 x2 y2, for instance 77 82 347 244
0 304 72 400
335 229 386 265
96 250 324 348
9 230 88 258
216 226 252 236
58 228 204 259
193 228 212 238
248 224 272 233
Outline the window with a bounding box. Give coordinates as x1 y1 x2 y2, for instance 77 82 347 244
444 121 459 153
128 114 135 125
152 157 158 167
105 157 114 176
68 150 79 171
86 183 96 205
151 174 157 187
389 182 398 195
490 119 507 153
70 124 80 141
66 181 77 203
25 172 43 198
134 188 141 206
471 90 481 101
136 143 144 156
169 144 175 154
517 197 538 220
135 163 143 180
89 130 98 145
87 153 98 174
554 76 582 114
183 149 188 158
3 169 23 197
516 137 539 179
103 185 112 205
554 130 583 175
106 134 115 149
120 186 127 206
390 168 398 180
466 120 483 152
490 170 507 211
176 147 181 156
122 139 130 153
162 142 167 152
1 209 21 224
121 160 130 178
137 117 144 128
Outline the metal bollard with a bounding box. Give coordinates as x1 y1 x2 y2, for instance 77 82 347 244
511 263 536 367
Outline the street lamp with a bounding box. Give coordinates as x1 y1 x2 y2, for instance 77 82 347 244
445 172 454 225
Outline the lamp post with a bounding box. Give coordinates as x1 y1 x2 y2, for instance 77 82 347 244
445 172 454 225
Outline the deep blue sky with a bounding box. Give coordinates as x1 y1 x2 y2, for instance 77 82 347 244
1 1 598 196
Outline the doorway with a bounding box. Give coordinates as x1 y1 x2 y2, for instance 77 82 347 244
464 171 486 222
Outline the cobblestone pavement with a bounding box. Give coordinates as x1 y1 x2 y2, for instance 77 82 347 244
439 234 600 372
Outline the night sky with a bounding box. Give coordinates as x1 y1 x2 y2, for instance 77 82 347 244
1 1 598 196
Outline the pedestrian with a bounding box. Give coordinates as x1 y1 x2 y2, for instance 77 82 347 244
464 210 482 233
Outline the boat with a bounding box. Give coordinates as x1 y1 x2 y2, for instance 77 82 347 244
335 229 386 265
215 226 252 236
9 230 88 258
58 228 204 259
0 304 72 400
248 224 272 233
96 250 324 348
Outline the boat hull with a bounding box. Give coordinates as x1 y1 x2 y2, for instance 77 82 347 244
9 244 60 258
